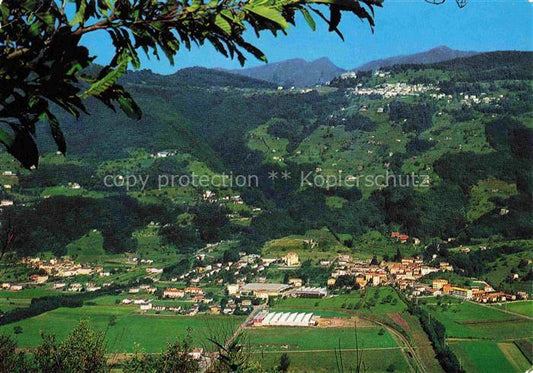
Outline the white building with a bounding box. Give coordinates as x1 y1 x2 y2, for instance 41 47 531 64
140 303 153 311
227 284 240 296
146 267 164 274
257 312 316 327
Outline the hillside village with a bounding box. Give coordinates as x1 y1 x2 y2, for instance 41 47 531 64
2 238 527 322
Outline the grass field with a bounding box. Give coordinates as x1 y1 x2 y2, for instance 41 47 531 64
449 340 528 373
353 230 421 259
0 297 32 312
466 178 517 222
424 299 533 372
490 301 533 317
268 309 350 318
247 124 289 165
41 186 109 199
246 326 411 372
261 228 350 261
422 299 531 339
498 342 532 372
252 349 410 372
268 288 445 372
246 326 398 351
0 305 244 353
66 230 106 263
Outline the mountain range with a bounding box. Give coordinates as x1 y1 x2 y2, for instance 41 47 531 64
227 46 479 87
352 46 479 72
226 57 345 88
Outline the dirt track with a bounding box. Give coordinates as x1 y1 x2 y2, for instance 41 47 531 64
315 316 373 328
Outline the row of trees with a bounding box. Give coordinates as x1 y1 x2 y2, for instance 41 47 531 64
407 302 464 373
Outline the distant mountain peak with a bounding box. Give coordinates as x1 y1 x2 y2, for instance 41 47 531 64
352 46 479 72
311 56 336 64
227 57 345 87
431 45 453 52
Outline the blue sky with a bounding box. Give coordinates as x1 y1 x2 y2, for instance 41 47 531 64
82 0 532 73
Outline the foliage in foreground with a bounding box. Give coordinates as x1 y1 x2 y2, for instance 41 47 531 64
0 320 107 372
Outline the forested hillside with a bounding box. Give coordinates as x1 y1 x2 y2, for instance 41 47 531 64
1 51 532 291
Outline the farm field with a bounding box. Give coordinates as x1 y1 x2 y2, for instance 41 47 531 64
246 326 411 372
423 299 533 372
448 340 529 373
246 326 398 351
490 300 533 317
269 309 350 318
253 349 411 372
0 304 244 353
422 299 531 339
0 297 32 312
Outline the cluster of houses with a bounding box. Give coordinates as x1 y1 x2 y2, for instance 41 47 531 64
327 255 453 290
416 279 528 303
163 286 204 300
122 285 255 316
458 92 503 106
389 258 454 288
347 82 438 99
1 170 16 190
390 232 421 245
1 283 23 291
0 199 13 207
0 257 117 293
201 190 245 206
324 254 529 305
153 150 178 158
121 286 206 314
177 252 300 285
59 281 107 292
9 241 528 321
1 277 99 293
333 70 503 109
177 252 274 286
21 257 110 278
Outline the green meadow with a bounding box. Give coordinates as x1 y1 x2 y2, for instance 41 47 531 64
0 304 244 353
490 301 533 317
246 325 412 372
449 340 529 373
252 350 411 373
246 326 398 351
423 300 531 339
66 231 106 262
423 300 532 372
